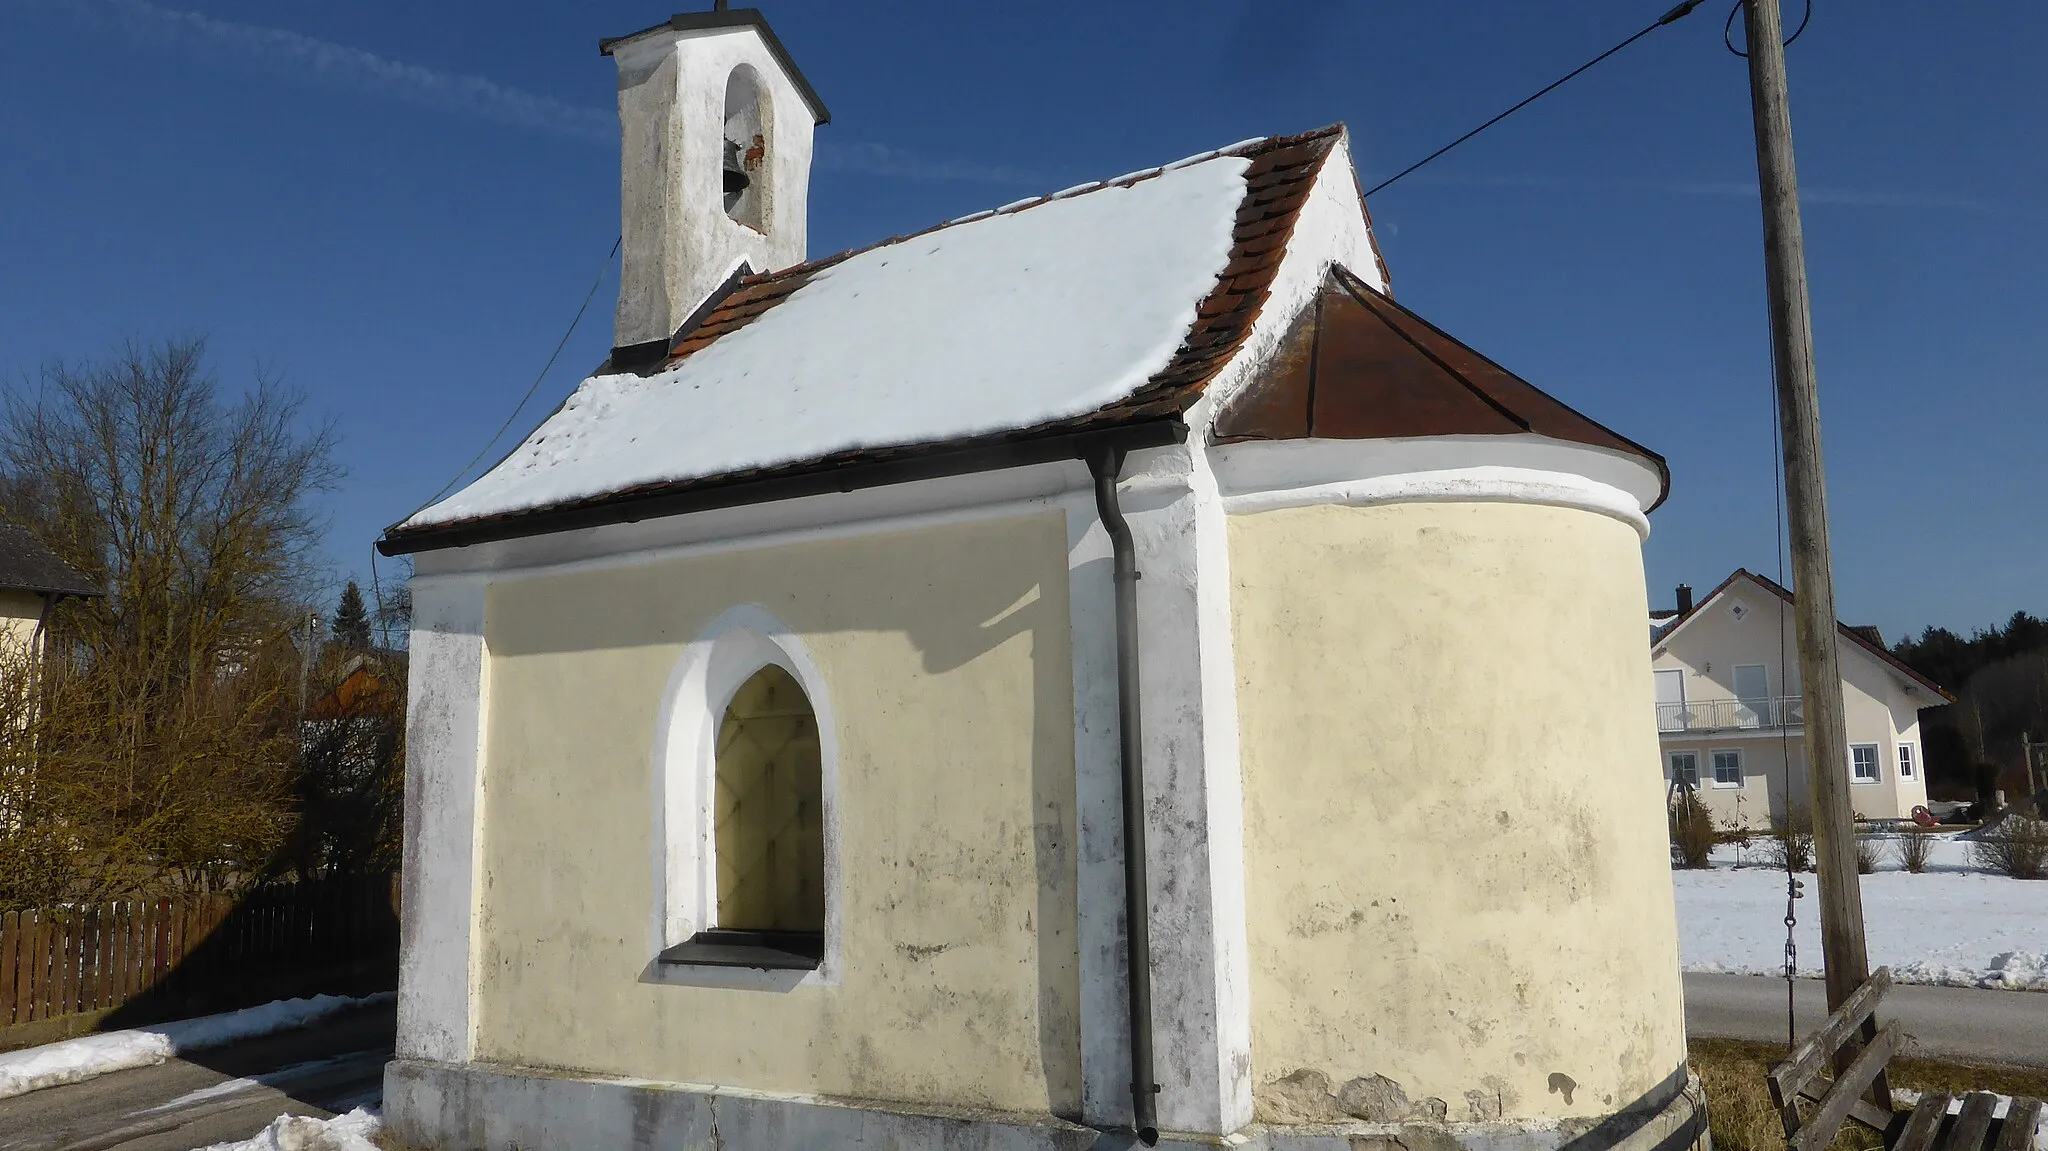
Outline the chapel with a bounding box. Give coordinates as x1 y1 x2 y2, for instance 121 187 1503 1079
379 8 1699 1150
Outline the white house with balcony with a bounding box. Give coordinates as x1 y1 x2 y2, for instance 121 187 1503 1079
1651 569 1950 829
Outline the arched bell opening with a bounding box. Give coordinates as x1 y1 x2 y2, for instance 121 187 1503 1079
722 64 771 231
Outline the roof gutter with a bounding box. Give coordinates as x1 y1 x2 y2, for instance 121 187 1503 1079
378 421 1186 557
1086 443 1161 1147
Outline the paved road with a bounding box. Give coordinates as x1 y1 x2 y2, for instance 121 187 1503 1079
1686 973 2048 1068
0 1002 393 1151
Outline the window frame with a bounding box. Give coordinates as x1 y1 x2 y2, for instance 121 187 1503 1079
1732 663 1771 728
650 606 840 983
1897 742 1916 779
1670 750 1700 789
1849 743 1882 784
1710 748 1744 789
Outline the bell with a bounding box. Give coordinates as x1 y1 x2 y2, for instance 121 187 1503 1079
723 137 751 211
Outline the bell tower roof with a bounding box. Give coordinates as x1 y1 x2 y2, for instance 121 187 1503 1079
600 6 831 125
602 4 824 354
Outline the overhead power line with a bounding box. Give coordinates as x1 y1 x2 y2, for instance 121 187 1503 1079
1365 0 1710 198
412 234 622 518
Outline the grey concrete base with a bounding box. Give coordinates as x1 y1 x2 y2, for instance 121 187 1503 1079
385 1060 1710 1151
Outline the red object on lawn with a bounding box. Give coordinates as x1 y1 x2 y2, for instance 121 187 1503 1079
1911 805 1939 827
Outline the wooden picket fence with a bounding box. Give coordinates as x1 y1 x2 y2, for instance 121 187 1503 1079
0 875 399 1031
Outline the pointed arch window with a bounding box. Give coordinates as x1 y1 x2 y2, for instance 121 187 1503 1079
714 665 824 933
654 609 835 975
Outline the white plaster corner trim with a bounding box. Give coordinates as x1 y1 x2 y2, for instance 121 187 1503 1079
1181 436 1256 1133
1222 465 1651 539
648 605 844 988
397 579 489 1065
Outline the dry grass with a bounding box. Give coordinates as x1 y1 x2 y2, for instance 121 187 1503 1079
1760 811 1816 873
1900 827 1935 873
1691 1037 2048 1151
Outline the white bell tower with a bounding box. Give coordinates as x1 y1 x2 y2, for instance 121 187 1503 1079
602 5 830 361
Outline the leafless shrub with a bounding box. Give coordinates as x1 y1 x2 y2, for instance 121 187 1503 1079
1670 792 1716 869
1855 835 1887 874
1973 816 2048 880
1759 809 1815 872
1899 827 1934 873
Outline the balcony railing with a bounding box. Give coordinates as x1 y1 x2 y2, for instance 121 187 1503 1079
1656 695 1804 734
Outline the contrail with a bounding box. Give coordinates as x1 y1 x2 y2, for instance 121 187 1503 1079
54 0 614 144
50 0 1035 186
1638 178 2001 215
1376 168 2005 217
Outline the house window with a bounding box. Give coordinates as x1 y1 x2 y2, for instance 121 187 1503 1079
1712 749 1743 788
1654 668 1686 732
1897 743 1916 779
1670 751 1700 789
1733 664 1770 728
715 665 824 933
1850 744 1881 783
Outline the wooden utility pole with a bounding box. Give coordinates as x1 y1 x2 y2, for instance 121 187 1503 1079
298 611 320 717
1742 0 1870 1015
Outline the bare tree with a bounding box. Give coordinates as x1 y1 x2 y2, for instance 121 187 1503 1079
0 337 340 903
372 555 412 651
296 654 406 880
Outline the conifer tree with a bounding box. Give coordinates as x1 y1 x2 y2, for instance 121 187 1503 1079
332 581 372 651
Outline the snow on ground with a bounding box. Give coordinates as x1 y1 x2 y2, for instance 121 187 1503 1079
1673 836 2048 990
191 1106 382 1151
0 991 394 1100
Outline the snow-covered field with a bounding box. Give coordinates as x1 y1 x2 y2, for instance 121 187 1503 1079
1673 835 2048 989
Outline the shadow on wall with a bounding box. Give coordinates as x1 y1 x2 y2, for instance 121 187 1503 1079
476 513 1087 1117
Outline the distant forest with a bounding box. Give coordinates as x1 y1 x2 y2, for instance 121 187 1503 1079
1891 612 2048 803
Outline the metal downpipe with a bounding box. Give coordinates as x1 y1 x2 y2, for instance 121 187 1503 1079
1088 445 1160 1146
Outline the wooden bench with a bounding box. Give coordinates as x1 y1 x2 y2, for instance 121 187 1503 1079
1771 966 2043 1151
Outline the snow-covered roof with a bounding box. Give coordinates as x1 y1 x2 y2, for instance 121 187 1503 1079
383 124 1669 555
387 129 1347 549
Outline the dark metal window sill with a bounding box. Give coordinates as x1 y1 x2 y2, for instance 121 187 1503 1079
657 929 823 971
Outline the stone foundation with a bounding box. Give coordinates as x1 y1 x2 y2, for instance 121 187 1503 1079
384 1060 1710 1151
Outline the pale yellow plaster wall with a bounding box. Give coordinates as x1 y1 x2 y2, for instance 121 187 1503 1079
1229 502 1686 1124
473 511 1083 1116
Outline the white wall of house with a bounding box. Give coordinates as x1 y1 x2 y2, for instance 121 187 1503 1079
1652 578 1934 827
0 589 45 663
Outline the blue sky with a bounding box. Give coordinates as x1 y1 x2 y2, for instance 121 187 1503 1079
2 0 2041 640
